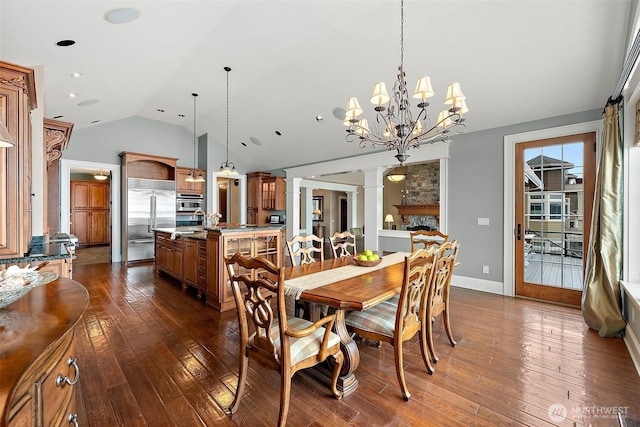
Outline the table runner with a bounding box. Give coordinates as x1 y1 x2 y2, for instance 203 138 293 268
284 252 409 299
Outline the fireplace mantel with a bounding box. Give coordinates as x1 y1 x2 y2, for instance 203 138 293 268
393 204 440 225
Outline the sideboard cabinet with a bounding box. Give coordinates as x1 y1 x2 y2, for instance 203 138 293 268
0 278 88 426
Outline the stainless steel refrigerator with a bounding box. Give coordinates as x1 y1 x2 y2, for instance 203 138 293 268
127 178 176 262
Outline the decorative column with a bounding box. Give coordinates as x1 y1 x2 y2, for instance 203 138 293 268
285 177 302 241
362 167 386 251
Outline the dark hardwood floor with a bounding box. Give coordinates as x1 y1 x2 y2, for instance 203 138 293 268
72 262 640 426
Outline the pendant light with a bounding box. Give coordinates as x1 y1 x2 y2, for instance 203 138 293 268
186 93 205 183
218 66 238 176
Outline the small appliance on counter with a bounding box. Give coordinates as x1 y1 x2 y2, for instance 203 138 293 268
48 233 79 255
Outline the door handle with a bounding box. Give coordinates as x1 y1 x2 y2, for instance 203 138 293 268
517 224 522 240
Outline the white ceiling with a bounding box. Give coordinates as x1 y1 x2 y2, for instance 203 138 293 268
0 0 632 172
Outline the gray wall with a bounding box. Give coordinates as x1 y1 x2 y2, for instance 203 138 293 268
448 108 601 283
63 115 248 173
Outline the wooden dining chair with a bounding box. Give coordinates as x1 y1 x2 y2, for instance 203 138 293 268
286 234 324 266
344 248 437 400
286 234 324 319
224 253 343 426
329 230 357 258
423 240 460 367
409 230 448 252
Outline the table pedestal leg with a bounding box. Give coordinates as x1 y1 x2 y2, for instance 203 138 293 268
306 308 360 396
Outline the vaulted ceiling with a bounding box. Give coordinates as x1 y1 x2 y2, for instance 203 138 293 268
0 1 632 171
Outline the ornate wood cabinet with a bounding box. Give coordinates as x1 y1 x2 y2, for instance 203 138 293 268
0 278 88 426
44 118 74 237
0 60 37 258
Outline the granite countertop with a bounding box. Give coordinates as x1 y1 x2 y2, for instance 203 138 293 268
154 224 284 240
0 242 73 265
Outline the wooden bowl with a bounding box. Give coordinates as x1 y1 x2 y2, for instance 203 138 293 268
353 256 383 267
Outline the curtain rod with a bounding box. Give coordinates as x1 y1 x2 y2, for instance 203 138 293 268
611 26 640 100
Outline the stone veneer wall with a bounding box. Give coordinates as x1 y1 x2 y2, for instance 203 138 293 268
405 160 439 204
404 161 440 230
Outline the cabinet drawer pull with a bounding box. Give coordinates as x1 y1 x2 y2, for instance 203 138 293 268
68 412 79 426
56 356 80 387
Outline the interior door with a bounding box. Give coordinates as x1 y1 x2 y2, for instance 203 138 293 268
514 132 595 306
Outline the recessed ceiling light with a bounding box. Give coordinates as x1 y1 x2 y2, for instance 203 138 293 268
56 40 76 47
332 107 346 120
78 99 100 107
70 72 82 78
68 93 77 98
104 7 140 24
275 131 282 136
250 137 262 146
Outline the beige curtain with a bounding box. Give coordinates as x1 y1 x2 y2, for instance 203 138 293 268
581 101 626 337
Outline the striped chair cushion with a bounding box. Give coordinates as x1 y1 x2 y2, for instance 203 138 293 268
253 316 341 366
345 303 398 338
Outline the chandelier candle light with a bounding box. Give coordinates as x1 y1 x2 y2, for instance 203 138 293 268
219 66 238 176
344 0 468 165
186 93 205 183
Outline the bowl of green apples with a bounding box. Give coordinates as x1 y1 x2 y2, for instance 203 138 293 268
354 249 382 267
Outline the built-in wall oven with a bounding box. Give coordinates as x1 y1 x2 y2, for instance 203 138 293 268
176 193 204 212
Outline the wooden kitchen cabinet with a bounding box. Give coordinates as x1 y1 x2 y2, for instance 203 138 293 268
70 180 110 246
261 176 285 211
0 60 37 259
1 278 88 426
183 238 207 299
247 172 284 225
155 231 183 281
206 227 284 312
176 167 206 194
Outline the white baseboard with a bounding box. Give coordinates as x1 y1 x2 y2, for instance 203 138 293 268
451 275 504 295
624 324 640 377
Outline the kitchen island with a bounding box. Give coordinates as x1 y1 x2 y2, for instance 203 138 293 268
154 225 285 311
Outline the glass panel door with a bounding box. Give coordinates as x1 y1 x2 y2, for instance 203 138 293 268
515 133 595 305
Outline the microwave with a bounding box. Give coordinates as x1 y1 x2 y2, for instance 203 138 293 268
270 215 282 224
176 194 204 212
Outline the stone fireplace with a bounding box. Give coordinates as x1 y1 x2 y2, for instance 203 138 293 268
395 161 440 230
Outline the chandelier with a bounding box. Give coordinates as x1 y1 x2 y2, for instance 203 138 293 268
219 66 238 176
344 0 468 165
185 92 205 183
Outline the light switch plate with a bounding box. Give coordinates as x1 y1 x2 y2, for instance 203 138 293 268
478 217 490 226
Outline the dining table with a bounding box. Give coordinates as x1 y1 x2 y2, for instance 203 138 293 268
283 251 409 397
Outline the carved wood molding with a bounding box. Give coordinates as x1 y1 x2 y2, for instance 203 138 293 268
44 118 74 165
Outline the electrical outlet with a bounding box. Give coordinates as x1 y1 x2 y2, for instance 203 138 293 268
482 265 490 274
